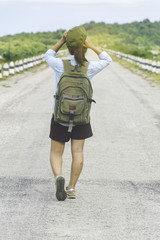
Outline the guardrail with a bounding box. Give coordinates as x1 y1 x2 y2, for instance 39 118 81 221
0 54 45 79
0 49 68 80
107 49 160 74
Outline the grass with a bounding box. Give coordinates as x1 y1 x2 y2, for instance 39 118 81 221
111 54 160 84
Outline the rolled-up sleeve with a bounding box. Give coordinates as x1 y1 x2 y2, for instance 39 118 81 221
87 51 112 80
44 49 64 73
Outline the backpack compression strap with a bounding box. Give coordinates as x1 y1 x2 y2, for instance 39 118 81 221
68 111 74 132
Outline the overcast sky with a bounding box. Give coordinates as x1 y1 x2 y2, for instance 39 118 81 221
0 0 159 37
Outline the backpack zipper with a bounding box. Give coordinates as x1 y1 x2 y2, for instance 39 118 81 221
63 97 84 101
59 86 90 102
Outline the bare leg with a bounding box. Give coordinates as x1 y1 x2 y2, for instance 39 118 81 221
68 139 85 189
50 140 65 177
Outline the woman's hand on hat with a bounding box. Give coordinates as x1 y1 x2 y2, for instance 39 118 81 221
51 30 68 52
62 31 68 43
84 36 102 55
83 37 94 49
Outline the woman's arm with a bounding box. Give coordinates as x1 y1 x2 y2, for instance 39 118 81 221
44 31 68 72
51 31 68 52
83 37 112 79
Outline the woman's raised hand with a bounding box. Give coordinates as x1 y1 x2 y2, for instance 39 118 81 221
83 37 95 49
62 31 68 43
51 30 68 52
84 36 102 55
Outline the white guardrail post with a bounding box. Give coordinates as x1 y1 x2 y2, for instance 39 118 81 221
9 61 15 75
3 63 9 77
107 49 160 74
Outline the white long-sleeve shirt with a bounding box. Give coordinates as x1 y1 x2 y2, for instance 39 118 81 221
44 49 112 111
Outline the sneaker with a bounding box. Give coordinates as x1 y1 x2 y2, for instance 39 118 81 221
55 176 67 201
66 186 76 199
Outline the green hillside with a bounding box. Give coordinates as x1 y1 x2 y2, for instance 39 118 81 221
83 19 160 60
0 29 65 62
0 19 160 62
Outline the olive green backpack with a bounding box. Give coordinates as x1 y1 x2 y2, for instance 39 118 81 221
54 60 95 132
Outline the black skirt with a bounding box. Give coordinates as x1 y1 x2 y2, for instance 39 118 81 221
49 114 93 142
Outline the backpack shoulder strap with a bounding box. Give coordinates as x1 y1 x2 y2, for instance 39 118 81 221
80 61 89 74
62 60 73 73
62 60 89 74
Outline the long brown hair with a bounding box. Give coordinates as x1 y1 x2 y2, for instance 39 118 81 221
69 46 88 66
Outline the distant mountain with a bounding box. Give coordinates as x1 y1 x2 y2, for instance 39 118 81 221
0 19 160 62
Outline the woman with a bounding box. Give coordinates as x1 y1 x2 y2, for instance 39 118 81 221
44 26 112 201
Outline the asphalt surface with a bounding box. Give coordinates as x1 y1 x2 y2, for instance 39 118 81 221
0 51 160 240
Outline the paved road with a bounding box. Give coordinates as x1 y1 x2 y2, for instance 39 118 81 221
0 51 160 240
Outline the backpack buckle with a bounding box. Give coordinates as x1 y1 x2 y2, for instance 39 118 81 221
71 65 81 72
54 94 59 100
